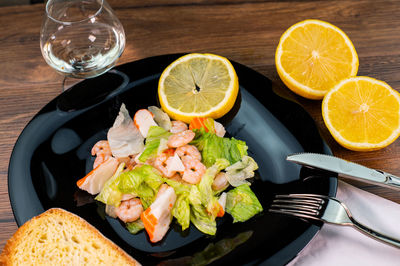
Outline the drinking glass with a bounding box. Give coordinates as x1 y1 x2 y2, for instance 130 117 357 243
40 0 126 90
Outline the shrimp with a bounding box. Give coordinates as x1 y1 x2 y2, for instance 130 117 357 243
116 198 143 223
118 155 137 171
91 140 111 156
91 140 113 169
168 130 195 148
182 159 206 184
121 193 136 201
212 172 229 191
153 152 176 178
176 145 201 162
170 120 188 133
170 173 184 183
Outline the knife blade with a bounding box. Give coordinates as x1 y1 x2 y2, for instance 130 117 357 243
287 152 400 190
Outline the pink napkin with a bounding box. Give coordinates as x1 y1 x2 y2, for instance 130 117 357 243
287 180 400 266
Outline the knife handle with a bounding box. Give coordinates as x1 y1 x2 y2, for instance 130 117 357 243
381 171 400 189
339 170 400 191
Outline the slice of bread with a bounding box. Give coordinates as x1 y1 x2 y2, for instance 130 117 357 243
0 208 140 265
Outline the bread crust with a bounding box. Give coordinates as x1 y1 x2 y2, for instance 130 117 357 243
0 208 140 265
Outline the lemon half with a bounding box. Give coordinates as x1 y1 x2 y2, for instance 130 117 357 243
158 53 239 123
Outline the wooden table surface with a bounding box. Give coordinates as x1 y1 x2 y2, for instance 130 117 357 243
1 0 400 253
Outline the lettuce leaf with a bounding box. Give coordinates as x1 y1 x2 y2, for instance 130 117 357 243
189 185 201 205
162 177 192 230
191 129 248 167
225 156 258 187
138 126 172 162
185 159 229 234
136 184 155 209
190 204 217 235
95 163 125 206
226 184 263 223
126 219 145 234
117 165 164 209
118 164 163 192
172 193 191 231
163 177 191 195
198 159 230 217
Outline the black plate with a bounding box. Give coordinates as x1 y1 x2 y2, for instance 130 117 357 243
8 54 337 265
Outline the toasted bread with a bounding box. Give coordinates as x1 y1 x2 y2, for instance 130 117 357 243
0 208 140 265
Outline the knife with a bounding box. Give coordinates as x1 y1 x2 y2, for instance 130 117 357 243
286 152 400 191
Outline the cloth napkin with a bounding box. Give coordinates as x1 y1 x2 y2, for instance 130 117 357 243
287 180 400 266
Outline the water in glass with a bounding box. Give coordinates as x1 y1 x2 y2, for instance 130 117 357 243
40 0 125 79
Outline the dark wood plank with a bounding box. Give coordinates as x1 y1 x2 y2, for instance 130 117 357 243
1 0 400 252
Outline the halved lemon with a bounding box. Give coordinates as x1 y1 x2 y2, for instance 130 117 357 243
275 19 359 99
158 53 239 123
322 76 400 151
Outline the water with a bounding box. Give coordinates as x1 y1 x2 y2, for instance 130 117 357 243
42 22 125 79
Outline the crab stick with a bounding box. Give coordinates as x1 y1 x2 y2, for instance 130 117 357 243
217 192 227 217
134 109 158 138
189 117 214 132
76 157 119 195
140 184 176 243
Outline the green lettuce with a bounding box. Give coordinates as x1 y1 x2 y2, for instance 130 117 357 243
187 159 229 235
225 156 258 187
191 129 248 167
198 159 230 216
117 164 164 209
163 177 191 195
172 193 191 231
189 185 201 205
138 126 172 162
226 184 263 223
190 204 217 235
126 219 145 234
118 164 163 192
95 163 125 206
136 184 155 209
162 177 192 230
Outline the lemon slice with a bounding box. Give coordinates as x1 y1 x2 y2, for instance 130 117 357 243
275 19 359 99
322 76 400 151
158 53 239 123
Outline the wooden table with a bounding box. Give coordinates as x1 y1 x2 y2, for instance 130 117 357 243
1 0 400 253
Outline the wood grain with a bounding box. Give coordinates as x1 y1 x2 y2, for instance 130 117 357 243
1 0 400 253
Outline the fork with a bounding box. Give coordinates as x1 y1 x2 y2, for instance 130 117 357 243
269 194 400 248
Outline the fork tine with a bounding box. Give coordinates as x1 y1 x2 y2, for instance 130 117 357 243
269 193 327 218
268 208 320 221
276 194 326 203
272 199 323 209
270 202 321 214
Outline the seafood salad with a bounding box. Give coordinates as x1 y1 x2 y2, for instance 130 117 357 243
77 104 263 243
